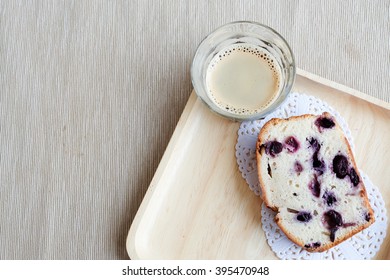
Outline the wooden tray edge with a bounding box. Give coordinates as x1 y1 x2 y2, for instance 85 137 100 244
297 68 390 110
126 68 390 259
126 93 198 259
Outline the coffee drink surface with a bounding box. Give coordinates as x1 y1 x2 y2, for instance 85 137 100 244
206 44 282 115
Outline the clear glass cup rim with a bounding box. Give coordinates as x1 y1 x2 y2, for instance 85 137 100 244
191 21 296 121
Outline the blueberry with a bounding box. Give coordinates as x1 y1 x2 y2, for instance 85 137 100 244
312 242 321 248
307 138 325 173
313 151 326 174
323 210 344 242
333 155 349 179
330 228 337 242
264 141 283 157
323 210 343 230
323 191 337 207
267 163 272 178
365 212 372 222
285 136 300 153
307 137 320 152
308 174 321 198
315 116 335 129
297 211 312 222
349 168 360 186
294 161 303 173
304 242 321 249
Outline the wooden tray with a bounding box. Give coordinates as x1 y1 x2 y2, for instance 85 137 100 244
126 68 390 259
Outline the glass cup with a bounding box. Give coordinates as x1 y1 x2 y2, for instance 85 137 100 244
191 21 296 121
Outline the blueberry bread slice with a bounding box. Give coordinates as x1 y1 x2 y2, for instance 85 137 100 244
256 112 374 252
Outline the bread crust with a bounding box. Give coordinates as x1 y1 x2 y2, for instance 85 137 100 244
256 112 375 253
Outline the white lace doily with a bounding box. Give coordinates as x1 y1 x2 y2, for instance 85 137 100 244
235 92 387 259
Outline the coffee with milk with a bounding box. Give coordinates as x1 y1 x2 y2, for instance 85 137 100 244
206 43 282 116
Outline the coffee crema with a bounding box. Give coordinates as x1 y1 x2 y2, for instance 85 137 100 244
206 44 282 115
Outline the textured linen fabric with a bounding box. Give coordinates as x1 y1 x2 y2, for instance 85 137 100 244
0 0 389 259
